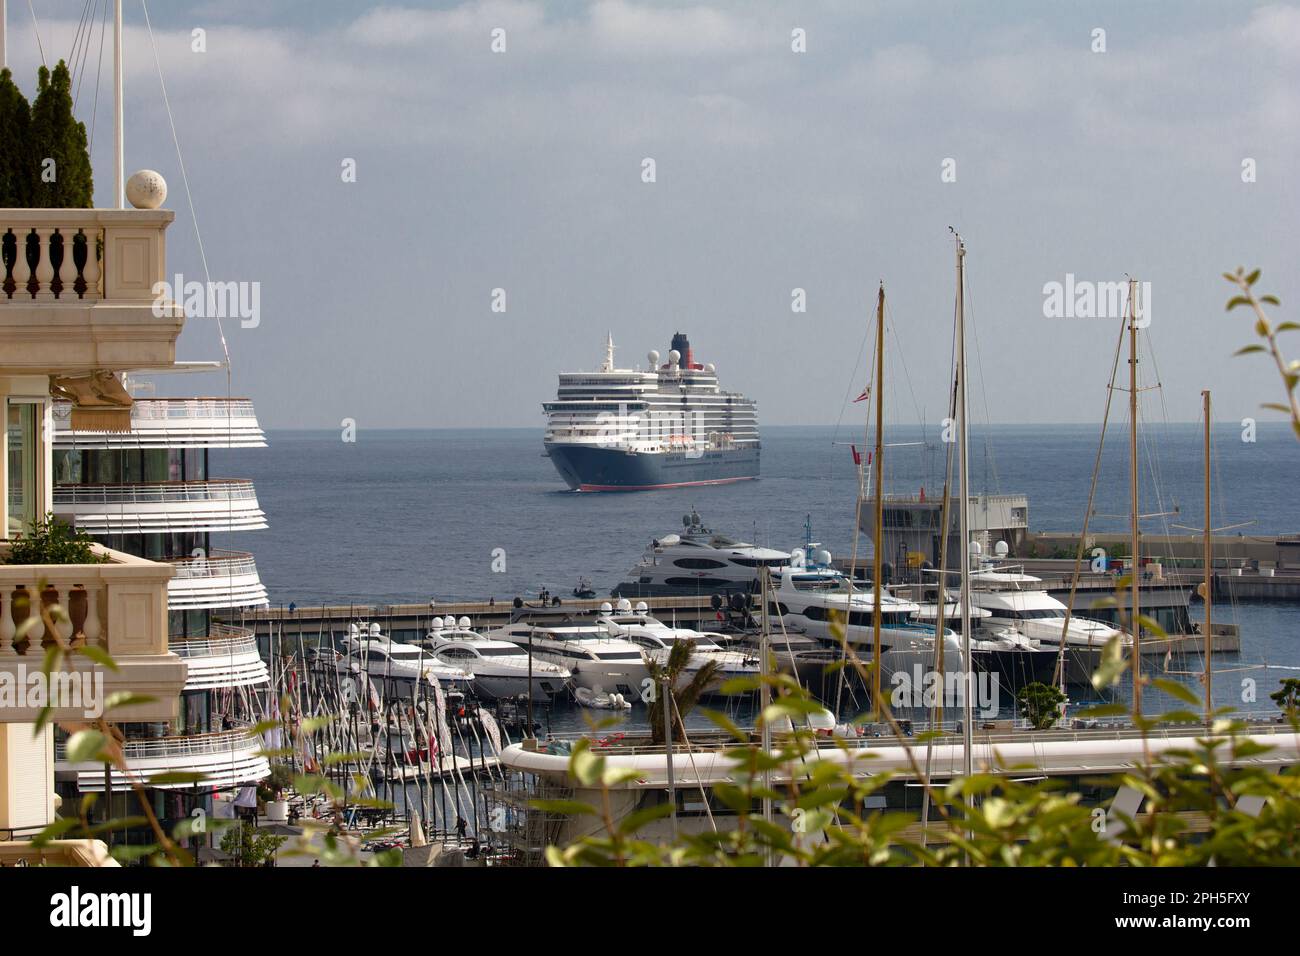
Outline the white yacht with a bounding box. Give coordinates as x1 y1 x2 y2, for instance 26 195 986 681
968 564 1131 684
420 615 571 701
769 554 960 682
341 623 474 694
594 599 761 694
613 509 791 598
485 608 651 698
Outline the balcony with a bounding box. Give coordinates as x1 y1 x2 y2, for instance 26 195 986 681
57 727 270 791
0 543 186 723
0 209 182 374
168 550 268 611
53 479 268 534
172 624 269 690
53 398 267 450
0 839 118 867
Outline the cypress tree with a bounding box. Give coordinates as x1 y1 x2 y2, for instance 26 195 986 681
28 61 93 208
0 68 33 206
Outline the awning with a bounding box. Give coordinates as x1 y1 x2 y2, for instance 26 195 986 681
49 371 134 432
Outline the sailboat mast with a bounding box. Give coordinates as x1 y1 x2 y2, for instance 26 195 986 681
1202 389 1212 723
955 237 973 781
1128 277 1141 719
871 283 886 715
1 0 7 69
759 566 774 854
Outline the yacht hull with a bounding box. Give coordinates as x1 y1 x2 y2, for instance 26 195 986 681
546 443 759 492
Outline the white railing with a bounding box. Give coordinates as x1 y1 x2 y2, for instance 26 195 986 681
54 398 258 422
58 727 259 762
170 549 259 580
54 479 259 505
170 630 259 660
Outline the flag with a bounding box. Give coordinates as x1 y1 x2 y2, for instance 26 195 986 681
853 384 871 403
851 445 862 465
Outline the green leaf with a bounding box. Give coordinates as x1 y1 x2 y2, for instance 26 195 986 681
1246 269 1261 286
64 729 106 763
1235 344 1266 355
1225 296 1250 310
104 692 157 711
1150 678 1200 708
77 644 119 671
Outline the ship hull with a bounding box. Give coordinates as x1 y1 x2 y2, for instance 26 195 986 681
545 443 759 491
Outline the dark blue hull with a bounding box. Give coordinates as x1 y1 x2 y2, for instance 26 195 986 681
545 444 760 491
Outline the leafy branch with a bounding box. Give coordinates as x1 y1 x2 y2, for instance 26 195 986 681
1225 267 1300 439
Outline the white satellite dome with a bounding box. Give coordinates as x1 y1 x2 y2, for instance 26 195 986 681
368 623 382 637
457 616 471 629
634 601 648 613
599 601 613 613
616 597 633 612
814 549 832 567
994 540 1009 557
704 362 716 373
443 615 456 627
126 169 167 209
668 349 681 365
969 540 982 555
647 350 660 367
430 618 444 630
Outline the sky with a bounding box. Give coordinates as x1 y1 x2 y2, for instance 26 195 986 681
3 1 1297 429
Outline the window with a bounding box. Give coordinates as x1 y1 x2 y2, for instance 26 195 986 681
673 557 727 570
6 400 41 535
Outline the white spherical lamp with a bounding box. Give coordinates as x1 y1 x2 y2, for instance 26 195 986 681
126 170 167 209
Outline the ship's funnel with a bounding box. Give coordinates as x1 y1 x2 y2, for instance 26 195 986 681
670 332 693 370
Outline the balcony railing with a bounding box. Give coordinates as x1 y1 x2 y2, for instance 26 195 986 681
52 398 267 450
0 543 186 723
57 726 270 790
170 624 269 690
171 549 259 580
54 480 268 534
1 209 172 303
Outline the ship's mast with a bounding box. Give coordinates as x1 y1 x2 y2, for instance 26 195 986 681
955 236 974 787
871 283 885 715
1202 389 1212 723
602 331 615 371
1128 277 1141 719
1 0 7 68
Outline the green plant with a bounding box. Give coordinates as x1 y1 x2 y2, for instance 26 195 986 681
644 639 720 746
219 821 286 868
1271 678 1300 718
258 762 295 802
0 68 33 206
27 61 93 209
1016 681 1066 730
1226 267 1299 440
4 513 106 565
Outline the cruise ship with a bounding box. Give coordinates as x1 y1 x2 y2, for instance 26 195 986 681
542 333 759 491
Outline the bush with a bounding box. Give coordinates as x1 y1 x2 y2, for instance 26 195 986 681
3 513 107 565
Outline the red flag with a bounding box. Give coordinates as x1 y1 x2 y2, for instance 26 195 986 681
852 385 870 403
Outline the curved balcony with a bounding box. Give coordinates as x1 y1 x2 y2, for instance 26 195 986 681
172 625 269 690
168 549 268 611
52 398 267 450
53 479 268 534
57 727 271 791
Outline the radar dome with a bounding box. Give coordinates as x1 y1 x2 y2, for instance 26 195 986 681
443 615 456 627
600 601 613 613
969 541 982 555
634 601 648 612
430 618 444 630
668 349 681 366
648 350 660 367
704 363 716 373
457 616 471 628
994 540 1009 557
814 549 832 566
616 597 632 612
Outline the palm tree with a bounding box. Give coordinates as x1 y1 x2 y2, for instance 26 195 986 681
645 640 720 746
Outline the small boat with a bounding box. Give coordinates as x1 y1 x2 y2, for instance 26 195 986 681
574 686 632 710
572 577 598 599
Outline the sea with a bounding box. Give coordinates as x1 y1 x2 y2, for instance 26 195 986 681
222 423 1300 728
